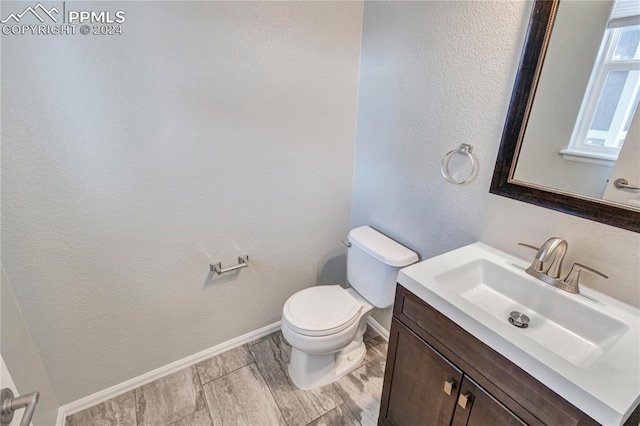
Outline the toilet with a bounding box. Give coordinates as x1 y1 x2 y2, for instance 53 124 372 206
281 226 418 389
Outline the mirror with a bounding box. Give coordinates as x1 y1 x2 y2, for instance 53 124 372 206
491 0 640 233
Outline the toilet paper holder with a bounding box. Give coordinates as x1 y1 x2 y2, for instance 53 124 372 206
210 254 249 275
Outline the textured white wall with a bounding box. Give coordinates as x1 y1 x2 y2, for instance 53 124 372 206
352 0 531 327
352 1 640 329
1 1 363 403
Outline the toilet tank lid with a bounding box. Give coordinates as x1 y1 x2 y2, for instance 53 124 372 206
348 226 418 267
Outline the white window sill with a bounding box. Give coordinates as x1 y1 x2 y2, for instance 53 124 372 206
559 149 618 167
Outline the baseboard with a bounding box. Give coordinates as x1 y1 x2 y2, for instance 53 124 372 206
366 316 390 341
56 321 281 425
57 317 388 425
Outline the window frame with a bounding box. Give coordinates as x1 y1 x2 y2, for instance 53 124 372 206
561 24 640 166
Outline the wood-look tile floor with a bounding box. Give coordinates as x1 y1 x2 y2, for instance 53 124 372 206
65 327 387 426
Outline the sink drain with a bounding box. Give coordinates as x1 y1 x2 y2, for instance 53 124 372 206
509 311 530 328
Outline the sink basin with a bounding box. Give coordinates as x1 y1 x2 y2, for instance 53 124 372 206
398 243 640 426
433 259 628 368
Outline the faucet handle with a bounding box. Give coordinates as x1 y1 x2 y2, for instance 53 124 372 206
517 242 540 251
562 263 608 294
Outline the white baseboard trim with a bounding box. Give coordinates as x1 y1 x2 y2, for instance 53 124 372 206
366 316 389 341
56 321 281 426
57 317 388 425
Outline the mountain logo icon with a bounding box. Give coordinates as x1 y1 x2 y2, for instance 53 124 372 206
1 3 59 24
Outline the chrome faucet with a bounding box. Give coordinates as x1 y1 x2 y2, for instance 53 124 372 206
518 238 607 294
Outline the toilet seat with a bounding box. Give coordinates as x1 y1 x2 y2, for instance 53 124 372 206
283 285 362 337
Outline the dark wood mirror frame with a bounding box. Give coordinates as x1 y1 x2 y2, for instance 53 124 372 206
490 0 640 233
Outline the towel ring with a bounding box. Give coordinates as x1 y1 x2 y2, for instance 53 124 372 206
441 144 478 185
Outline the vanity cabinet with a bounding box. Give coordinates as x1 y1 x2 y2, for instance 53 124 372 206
451 376 524 426
379 285 600 426
381 317 523 426
381 316 462 425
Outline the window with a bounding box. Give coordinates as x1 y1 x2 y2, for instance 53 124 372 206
562 14 640 166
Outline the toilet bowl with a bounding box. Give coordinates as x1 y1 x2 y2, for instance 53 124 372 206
282 285 373 389
281 226 418 389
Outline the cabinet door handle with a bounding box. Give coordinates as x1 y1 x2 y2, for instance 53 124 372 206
443 379 456 396
457 392 473 409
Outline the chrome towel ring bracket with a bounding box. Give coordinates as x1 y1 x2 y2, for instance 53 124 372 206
441 143 478 185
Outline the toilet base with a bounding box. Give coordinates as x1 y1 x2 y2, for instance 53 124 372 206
282 290 374 390
288 340 367 390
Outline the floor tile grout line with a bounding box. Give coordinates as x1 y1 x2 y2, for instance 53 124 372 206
194 355 206 387
199 357 258 387
249 347 293 426
162 406 203 426
247 330 281 348
194 371 216 426
194 346 256 386
133 388 140 426
303 402 331 426
193 365 210 426
333 390 363 426
247 338 268 348
302 402 362 426
199 376 217 426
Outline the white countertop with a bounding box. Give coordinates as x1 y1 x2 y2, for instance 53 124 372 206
397 242 640 426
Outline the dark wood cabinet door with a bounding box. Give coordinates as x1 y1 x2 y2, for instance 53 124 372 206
451 377 525 426
380 318 463 426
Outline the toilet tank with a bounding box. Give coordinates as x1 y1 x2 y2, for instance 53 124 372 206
347 226 418 308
